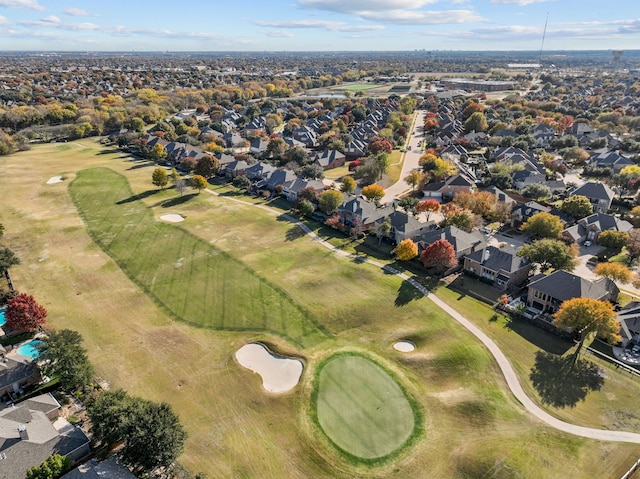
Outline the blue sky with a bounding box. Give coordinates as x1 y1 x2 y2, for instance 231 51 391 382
0 0 638 51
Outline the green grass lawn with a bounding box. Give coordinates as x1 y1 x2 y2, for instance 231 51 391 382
69 167 328 348
313 353 420 462
342 84 381 91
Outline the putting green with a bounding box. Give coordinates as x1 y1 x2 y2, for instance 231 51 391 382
314 353 419 461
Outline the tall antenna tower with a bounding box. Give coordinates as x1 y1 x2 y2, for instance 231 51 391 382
539 12 549 64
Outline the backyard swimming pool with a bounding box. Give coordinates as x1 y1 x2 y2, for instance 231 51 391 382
16 340 44 359
0 308 5 326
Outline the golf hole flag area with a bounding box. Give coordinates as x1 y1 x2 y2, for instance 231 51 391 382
313 353 420 461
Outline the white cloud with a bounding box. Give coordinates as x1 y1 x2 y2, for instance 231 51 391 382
451 0 470 4
491 0 552 5
41 15 60 23
0 0 44 10
0 15 8 24
263 30 294 38
255 19 384 32
297 0 438 13
64 7 97 17
359 9 486 24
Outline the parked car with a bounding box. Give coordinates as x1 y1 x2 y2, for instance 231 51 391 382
584 240 592 247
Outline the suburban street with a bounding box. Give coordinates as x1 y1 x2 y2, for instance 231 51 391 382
381 109 428 204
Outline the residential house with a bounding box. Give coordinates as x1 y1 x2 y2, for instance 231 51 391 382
245 162 277 182
422 173 475 200
61 456 137 479
562 213 633 244
532 123 556 148
338 196 393 232
485 186 517 209
0 354 41 398
463 245 531 290
568 181 615 214
256 168 298 192
224 160 250 178
375 211 434 244
221 132 246 149
249 139 270 157
526 270 619 315
314 150 346 170
589 150 634 175
616 302 640 346
0 393 91 479
417 225 485 259
281 178 325 203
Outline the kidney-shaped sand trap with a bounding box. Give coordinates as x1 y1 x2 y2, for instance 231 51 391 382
160 214 185 223
46 176 64 184
235 343 303 393
393 341 416 352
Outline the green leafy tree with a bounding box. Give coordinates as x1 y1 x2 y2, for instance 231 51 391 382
554 298 620 359
522 183 551 200
151 168 169 189
0 223 3 240
232 175 251 190
596 230 629 251
26 454 72 479
394 239 418 261
376 218 392 245
340 176 356 195
0 246 20 274
39 329 95 392
464 111 488 133
518 239 578 272
561 195 593 219
297 199 315 218
318 190 343 214
397 197 419 216
87 390 187 474
191 174 208 194
521 212 564 239
170 167 179 186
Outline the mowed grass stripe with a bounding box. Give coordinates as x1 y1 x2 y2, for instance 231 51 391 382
69 167 328 347
314 354 421 462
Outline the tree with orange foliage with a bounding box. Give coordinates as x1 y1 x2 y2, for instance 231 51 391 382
416 199 440 220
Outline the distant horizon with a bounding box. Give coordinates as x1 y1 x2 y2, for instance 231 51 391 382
1 1 639 52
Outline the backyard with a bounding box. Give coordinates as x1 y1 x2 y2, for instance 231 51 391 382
1 138 640 478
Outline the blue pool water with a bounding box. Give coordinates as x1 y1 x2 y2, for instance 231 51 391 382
0 308 5 326
16 340 44 359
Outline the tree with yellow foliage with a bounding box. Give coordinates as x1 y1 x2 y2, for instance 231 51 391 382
554 298 620 360
394 239 418 261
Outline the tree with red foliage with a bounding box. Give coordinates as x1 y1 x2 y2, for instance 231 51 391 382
420 239 457 273
5 293 47 332
368 136 393 155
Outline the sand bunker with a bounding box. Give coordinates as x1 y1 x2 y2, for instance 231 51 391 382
393 341 416 352
46 176 63 184
235 343 303 393
160 214 185 223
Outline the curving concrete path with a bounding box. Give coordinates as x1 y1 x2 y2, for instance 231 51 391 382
204 188 640 443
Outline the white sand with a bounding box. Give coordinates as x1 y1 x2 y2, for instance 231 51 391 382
160 214 185 223
393 341 416 352
235 343 303 393
46 176 63 184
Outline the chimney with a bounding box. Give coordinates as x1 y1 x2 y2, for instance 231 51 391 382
18 424 28 441
484 249 491 262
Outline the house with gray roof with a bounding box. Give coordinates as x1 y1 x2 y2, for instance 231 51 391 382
313 150 346 170
463 245 531 290
338 196 393 231
616 302 640 347
526 269 619 315
562 213 633 244
568 181 615 214
0 356 40 398
417 226 485 259
61 456 136 479
375 211 435 244
0 393 90 479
